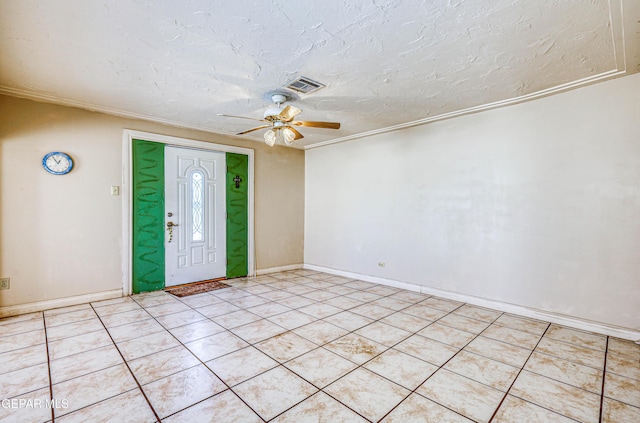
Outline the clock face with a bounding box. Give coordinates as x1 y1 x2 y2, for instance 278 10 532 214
42 152 73 175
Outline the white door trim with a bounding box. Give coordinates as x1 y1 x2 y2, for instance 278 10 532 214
122 129 255 296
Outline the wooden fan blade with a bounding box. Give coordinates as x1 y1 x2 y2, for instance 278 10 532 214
291 121 341 129
218 113 266 122
236 124 271 135
279 105 302 122
286 126 304 140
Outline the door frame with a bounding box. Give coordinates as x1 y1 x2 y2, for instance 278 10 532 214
121 129 255 296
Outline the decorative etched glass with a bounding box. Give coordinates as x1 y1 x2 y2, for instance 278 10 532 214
191 171 204 241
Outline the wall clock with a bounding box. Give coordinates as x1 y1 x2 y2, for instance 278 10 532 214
42 152 74 175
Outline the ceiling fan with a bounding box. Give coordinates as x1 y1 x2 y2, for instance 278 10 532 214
219 93 340 146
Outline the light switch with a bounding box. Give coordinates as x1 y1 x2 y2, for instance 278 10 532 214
111 186 120 196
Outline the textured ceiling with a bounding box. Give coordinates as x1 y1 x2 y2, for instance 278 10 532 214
1 0 638 148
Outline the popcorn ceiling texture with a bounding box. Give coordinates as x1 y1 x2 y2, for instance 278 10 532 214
0 0 622 147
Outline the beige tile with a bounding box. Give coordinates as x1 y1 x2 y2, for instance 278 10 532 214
211 309 262 329
98 309 151 328
44 304 91 317
545 325 607 351
293 320 349 346
48 330 113 361
128 345 200 385
168 319 225 344
298 303 343 319
601 397 640 423
323 311 374 331
324 333 387 365
349 304 395 320
453 305 502 323
91 296 135 309
536 337 605 369
525 351 603 393
439 314 491 334
380 312 432 332
302 289 339 302
465 336 531 367
394 335 459 366
45 318 105 342
444 350 519 391
132 292 178 307
0 312 42 326
370 297 412 312
510 370 601 423
234 366 317 421
420 297 463 312
493 395 576 423
0 386 52 423
230 318 287 344
389 290 430 303
608 337 640 360
481 324 541 349
345 291 382 302
163 390 262 423
206 346 278 386
116 331 180 361
154 309 206 329
285 347 357 388
143 364 226 419
144 301 191 318
177 293 223 308
272 391 368 422
381 393 473 423
189 301 240 319
185 330 248 361
324 367 409 422
0 318 44 337
50 345 123 384
55 389 156 423
355 321 412 347
606 351 640 381
255 332 318 362
344 280 377 290
0 344 48 374
0 362 49 399
53 364 137 417
266 309 316 330
604 372 640 408
494 314 548 336
213 287 252 300
245 302 290 318
105 318 165 343
365 348 438 390
324 295 365 310
417 322 476 348
364 285 399 296
92 301 141 317
324 284 359 295
0 329 45 354
227 294 271 308
44 309 97 327
257 290 295 302
402 304 446 321
418 369 504 423
275 295 316 309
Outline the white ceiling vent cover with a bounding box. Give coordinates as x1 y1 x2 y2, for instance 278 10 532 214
283 77 325 94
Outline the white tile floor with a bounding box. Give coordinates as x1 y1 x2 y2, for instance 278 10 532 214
1 269 639 422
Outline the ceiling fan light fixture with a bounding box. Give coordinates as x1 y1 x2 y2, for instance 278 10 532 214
282 127 296 145
264 129 276 146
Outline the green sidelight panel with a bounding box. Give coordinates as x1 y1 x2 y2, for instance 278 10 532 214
226 152 249 278
132 139 165 293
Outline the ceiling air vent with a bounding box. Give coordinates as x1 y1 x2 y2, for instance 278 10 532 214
283 76 325 94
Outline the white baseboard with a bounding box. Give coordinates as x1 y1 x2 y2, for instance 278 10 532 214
0 289 123 318
304 264 640 343
257 263 303 276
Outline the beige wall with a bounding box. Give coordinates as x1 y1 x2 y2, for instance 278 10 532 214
0 95 304 307
305 73 640 331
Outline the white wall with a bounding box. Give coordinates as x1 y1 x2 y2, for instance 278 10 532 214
305 73 640 330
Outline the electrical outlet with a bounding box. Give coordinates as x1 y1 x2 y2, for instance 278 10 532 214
0 278 9 290
378 262 386 268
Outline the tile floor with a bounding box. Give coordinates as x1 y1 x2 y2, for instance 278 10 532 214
1 270 639 422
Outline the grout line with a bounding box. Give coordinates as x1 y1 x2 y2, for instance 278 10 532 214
89 303 162 423
487 323 551 423
598 337 609 423
42 313 56 423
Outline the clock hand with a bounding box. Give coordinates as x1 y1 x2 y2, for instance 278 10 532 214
53 157 60 164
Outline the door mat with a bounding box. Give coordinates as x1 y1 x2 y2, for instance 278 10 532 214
165 279 230 297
